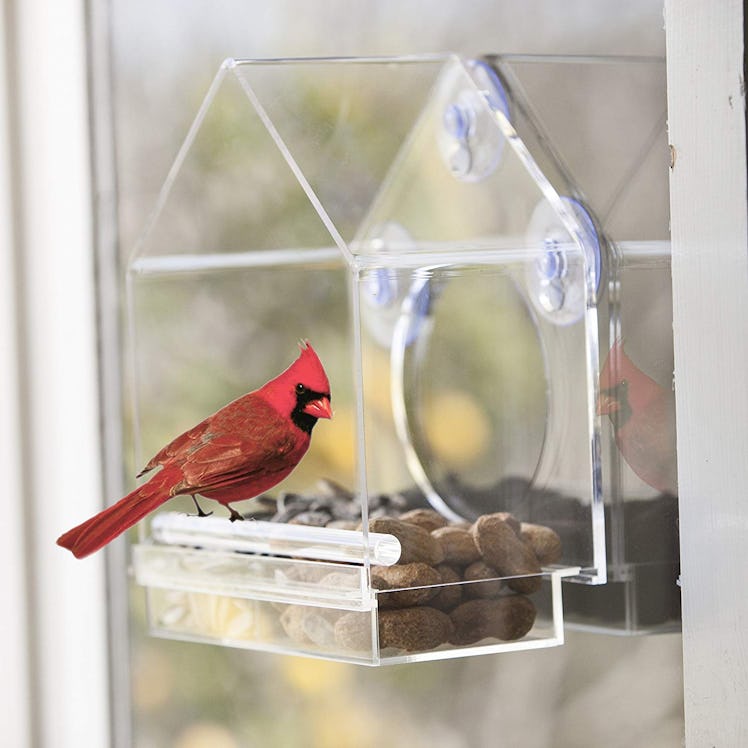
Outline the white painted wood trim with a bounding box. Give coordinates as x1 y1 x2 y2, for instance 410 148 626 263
0 4 32 745
2 1 111 746
666 1 748 744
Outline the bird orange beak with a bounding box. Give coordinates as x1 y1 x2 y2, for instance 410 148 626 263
303 396 333 419
597 391 619 416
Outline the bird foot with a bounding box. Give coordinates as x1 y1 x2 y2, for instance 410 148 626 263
189 495 213 518
227 507 244 522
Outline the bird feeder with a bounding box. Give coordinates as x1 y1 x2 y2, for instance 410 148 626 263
129 54 678 665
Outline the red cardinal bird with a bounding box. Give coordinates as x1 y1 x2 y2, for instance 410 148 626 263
58 341 332 558
597 339 677 495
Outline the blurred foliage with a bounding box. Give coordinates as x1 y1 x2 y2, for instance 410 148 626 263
419 269 547 484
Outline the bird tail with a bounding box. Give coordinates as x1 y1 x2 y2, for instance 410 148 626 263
57 467 179 559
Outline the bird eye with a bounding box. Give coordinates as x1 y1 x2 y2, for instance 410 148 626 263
295 383 305 394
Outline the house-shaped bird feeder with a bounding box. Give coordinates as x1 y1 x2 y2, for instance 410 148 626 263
129 54 678 665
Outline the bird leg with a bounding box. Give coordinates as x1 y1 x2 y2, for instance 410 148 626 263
188 495 213 518
226 503 244 522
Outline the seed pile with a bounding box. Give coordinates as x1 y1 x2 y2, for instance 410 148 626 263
246 478 413 528
260 483 562 655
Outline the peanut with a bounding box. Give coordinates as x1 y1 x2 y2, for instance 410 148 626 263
449 595 536 645
369 517 444 565
463 560 503 599
399 508 449 532
520 522 562 565
334 611 374 651
280 605 340 647
371 563 441 609
431 526 481 566
378 606 454 651
471 514 542 593
430 563 463 612
483 511 522 536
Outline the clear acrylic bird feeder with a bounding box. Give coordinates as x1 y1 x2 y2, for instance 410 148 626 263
129 54 678 665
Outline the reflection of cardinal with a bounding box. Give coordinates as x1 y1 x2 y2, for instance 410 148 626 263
597 339 677 496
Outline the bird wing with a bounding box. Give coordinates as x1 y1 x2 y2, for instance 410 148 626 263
140 392 274 476
170 400 301 495
138 418 212 476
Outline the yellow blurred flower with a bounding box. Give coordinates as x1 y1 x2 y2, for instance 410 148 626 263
423 389 491 468
313 403 356 475
309 701 382 748
280 656 352 695
173 721 240 748
132 645 174 711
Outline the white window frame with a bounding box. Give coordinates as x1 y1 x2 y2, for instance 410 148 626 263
0 1 110 746
666 0 748 744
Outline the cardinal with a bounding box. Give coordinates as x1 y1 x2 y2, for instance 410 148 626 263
58 341 332 558
597 339 677 495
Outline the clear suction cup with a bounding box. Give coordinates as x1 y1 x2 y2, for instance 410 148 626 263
437 59 511 182
360 223 426 347
524 197 603 326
